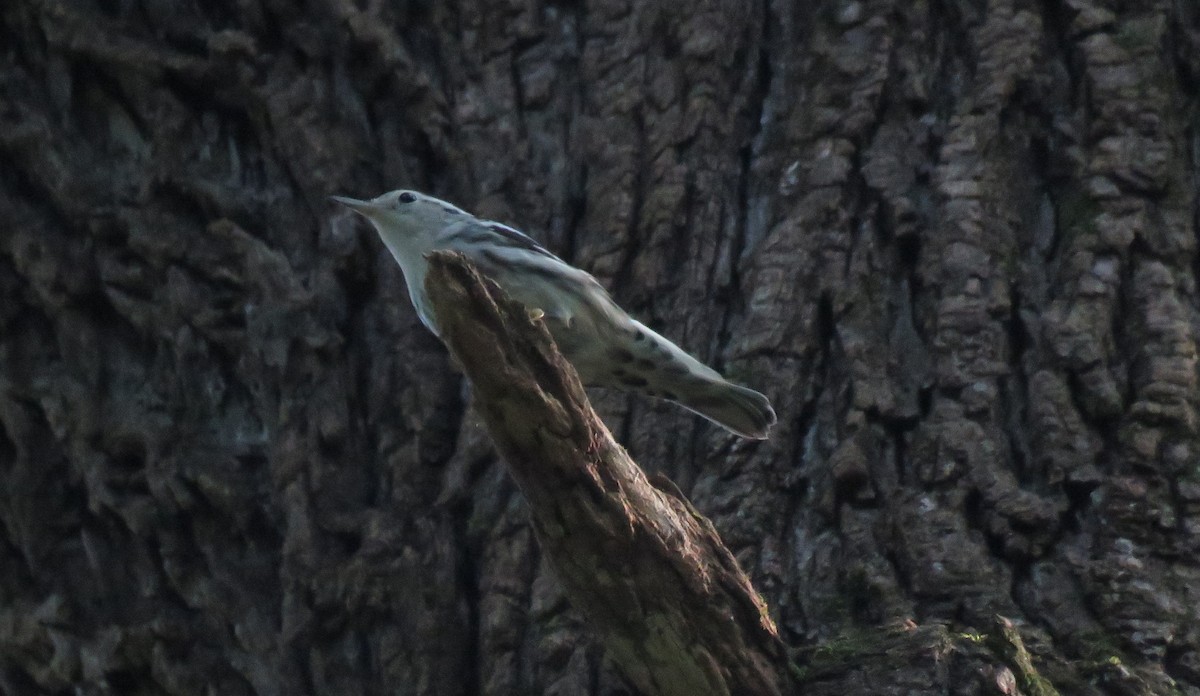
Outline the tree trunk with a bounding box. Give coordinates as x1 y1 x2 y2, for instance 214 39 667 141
1 0 1198 694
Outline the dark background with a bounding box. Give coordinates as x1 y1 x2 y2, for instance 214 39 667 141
1 0 1198 693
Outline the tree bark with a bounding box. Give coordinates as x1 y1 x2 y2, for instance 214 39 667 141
1 0 1198 694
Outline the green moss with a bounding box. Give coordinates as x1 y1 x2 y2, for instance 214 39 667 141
987 617 1061 696
791 619 1063 694
791 622 957 683
791 626 890 682
1071 636 1188 696
1072 629 1132 669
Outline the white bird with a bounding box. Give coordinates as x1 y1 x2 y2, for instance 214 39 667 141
332 189 776 439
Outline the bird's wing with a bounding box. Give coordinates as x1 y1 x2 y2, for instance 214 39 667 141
482 221 558 260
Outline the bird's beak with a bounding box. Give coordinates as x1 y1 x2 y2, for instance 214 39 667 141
330 195 369 212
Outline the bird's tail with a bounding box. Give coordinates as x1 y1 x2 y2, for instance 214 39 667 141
671 379 777 440
566 316 778 439
620 321 777 439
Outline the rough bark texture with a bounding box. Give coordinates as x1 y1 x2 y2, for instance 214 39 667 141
1 0 1198 694
422 251 785 696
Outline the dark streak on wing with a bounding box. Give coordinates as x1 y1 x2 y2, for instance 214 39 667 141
476 247 570 288
470 218 620 326
484 221 557 260
455 229 497 247
477 246 594 312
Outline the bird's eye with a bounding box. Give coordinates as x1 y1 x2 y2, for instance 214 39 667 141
397 192 417 205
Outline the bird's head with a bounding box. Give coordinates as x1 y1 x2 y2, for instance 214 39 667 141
331 189 467 239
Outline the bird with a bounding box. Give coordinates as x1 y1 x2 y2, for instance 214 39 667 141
331 189 777 439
